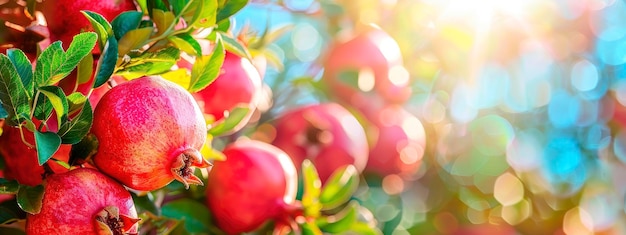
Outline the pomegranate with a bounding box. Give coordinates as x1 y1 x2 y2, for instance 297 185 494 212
181 51 262 131
92 76 209 191
205 140 298 234
323 24 411 105
0 125 71 186
39 0 136 51
363 105 426 178
271 103 368 182
26 168 139 235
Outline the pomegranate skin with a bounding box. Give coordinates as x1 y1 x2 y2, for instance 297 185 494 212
40 0 136 51
92 76 208 191
26 168 138 235
272 103 369 182
0 125 71 186
205 140 297 234
364 106 426 178
190 51 262 127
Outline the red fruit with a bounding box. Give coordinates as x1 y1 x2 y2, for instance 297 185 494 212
183 51 262 131
92 76 209 191
0 125 71 186
272 103 368 182
364 105 426 178
26 168 139 235
40 0 136 51
323 24 411 104
205 140 298 234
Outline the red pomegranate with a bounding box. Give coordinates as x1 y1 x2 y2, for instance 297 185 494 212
205 140 298 234
272 103 368 182
26 168 139 235
364 105 426 178
92 76 209 191
39 0 136 51
323 24 411 105
182 51 262 131
0 125 71 186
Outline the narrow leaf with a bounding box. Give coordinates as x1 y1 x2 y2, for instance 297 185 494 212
93 37 118 88
319 165 359 210
318 202 358 233
118 27 154 56
0 178 19 194
111 11 143 40
220 32 251 59
153 9 175 36
37 86 69 126
302 160 322 217
136 0 148 13
170 0 189 15
81 11 113 49
0 54 31 126
216 0 248 23
188 38 225 92
76 52 94 85
58 101 93 144
168 33 202 56
33 41 66 87
207 105 249 136
6 49 34 96
17 185 45 214
34 130 62 165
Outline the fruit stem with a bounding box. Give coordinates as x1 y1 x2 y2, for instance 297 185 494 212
171 148 211 189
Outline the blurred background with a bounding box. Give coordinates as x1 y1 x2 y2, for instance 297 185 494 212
232 0 626 234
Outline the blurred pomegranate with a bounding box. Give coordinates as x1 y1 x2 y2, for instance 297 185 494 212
272 103 368 182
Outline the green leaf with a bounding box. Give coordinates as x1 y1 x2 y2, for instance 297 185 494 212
189 0 217 28
6 49 33 96
33 42 65 87
168 33 202 56
32 93 52 122
220 32 251 59
130 192 159 215
118 27 154 56
116 47 179 79
58 101 93 144
0 107 7 119
153 9 175 36
319 165 359 210
37 86 69 126
0 207 22 225
61 32 98 79
111 11 143 40
216 0 248 23
207 106 249 136
317 201 359 233
136 0 148 13
16 184 44 214
188 37 224 92
0 178 19 194
81 11 113 49
161 198 212 233
215 17 230 32
0 54 30 126
34 130 61 166
301 160 322 217
93 37 118 88
170 0 189 15
76 52 94 89
302 220 323 235
66 92 88 116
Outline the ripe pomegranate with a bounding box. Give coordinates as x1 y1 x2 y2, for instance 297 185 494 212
0 125 71 186
39 0 136 51
271 103 368 182
205 140 298 234
363 105 426 178
323 24 411 105
26 168 139 235
181 51 262 131
92 76 209 191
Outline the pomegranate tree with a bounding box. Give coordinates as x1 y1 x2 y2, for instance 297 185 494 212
26 168 139 235
205 140 298 234
92 76 210 191
272 103 369 182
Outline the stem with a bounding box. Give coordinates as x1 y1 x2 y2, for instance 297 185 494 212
18 125 35 148
29 90 40 119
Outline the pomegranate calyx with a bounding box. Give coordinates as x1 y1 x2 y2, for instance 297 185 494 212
171 149 210 189
94 206 139 235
